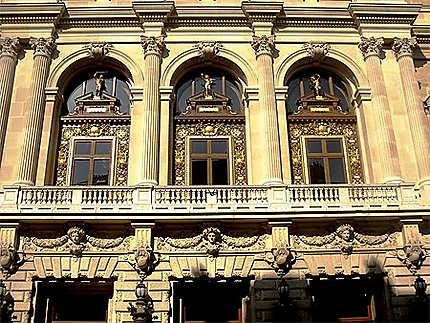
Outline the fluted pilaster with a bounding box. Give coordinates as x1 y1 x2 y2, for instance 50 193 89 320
392 37 430 181
252 35 282 185
138 36 165 185
0 37 21 167
15 37 56 185
358 37 402 183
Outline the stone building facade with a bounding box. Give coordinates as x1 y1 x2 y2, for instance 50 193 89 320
0 0 429 322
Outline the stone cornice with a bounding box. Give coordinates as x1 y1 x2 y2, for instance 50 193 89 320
348 3 421 26
133 1 176 24
0 3 66 26
412 26 430 44
242 1 284 24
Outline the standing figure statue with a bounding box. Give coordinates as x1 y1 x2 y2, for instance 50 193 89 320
310 73 323 98
201 73 216 99
94 72 105 98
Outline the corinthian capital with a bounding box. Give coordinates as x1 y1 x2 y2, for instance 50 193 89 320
141 36 165 58
251 35 275 58
358 36 384 60
29 37 57 59
0 37 22 60
392 37 417 60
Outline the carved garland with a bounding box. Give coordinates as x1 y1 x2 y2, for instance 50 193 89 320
288 119 364 184
174 122 247 185
56 122 129 186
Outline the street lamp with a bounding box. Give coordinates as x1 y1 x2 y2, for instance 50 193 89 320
414 276 428 302
128 280 154 323
0 280 13 322
278 279 289 307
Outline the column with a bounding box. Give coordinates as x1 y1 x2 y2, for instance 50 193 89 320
0 38 21 167
392 37 430 181
15 37 56 185
358 37 402 183
251 35 283 185
138 36 165 186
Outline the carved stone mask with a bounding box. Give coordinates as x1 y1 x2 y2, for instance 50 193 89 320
0 245 13 268
336 225 354 242
67 227 85 244
203 228 221 244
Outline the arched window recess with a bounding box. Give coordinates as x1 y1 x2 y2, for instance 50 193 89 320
286 68 364 185
55 68 131 187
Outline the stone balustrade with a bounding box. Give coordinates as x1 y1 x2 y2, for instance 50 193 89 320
0 183 422 214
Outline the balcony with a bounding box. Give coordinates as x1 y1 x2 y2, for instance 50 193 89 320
0 184 422 216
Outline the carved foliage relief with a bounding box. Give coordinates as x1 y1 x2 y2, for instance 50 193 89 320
288 120 364 184
174 122 247 185
56 122 129 186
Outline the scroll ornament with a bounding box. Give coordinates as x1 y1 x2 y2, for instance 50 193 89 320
23 225 128 257
303 41 330 60
195 41 222 61
128 245 160 279
85 41 112 60
155 227 268 258
293 224 396 258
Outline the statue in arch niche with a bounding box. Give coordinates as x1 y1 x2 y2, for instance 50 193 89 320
201 73 216 99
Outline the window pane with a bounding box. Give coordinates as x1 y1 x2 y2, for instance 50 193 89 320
328 158 346 184
307 140 322 154
192 141 207 154
93 159 110 185
75 142 91 155
72 160 90 185
326 140 342 153
212 159 228 185
211 141 228 154
309 158 326 184
192 160 208 185
95 142 111 155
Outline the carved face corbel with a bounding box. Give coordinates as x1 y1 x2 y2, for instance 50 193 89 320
265 244 297 277
396 245 426 273
0 244 24 279
202 227 221 257
129 245 160 279
336 224 355 258
66 226 86 257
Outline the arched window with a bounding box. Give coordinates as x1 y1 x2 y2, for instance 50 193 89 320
286 67 363 185
172 67 247 186
55 67 131 187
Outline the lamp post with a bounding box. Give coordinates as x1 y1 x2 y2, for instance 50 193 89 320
413 276 429 322
128 281 154 323
0 280 13 323
278 278 289 308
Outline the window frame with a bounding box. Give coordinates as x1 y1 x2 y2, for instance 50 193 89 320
303 136 349 184
68 137 116 186
187 137 232 185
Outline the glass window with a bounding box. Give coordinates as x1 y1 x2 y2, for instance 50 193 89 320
190 139 229 185
306 138 347 184
71 140 112 186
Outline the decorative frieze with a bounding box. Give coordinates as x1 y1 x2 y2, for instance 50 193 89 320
392 37 417 60
85 41 112 60
251 35 275 58
194 40 222 61
358 36 384 60
141 36 165 58
303 41 330 60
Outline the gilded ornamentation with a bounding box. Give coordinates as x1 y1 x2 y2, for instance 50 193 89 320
358 36 384 60
396 245 426 274
251 35 275 58
29 37 57 59
265 243 297 276
141 36 165 57
55 122 130 186
0 37 22 59
195 41 222 61
303 41 330 60
128 245 160 279
0 244 24 279
293 224 397 257
201 73 216 99
392 37 417 60
288 120 364 184
155 227 268 256
22 224 131 257
174 122 247 185
85 41 112 60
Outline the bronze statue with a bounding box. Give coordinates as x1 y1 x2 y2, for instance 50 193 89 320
94 72 104 98
201 73 216 98
310 73 323 98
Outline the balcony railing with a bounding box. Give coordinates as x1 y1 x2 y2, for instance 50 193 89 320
0 183 421 213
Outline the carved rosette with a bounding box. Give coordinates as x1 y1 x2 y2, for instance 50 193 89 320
128 245 160 279
0 37 22 60
358 36 384 60
174 122 247 185
288 120 364 184
396 245 426 274
55 122 129 186
265 244 297 277
85 41 112 60
195 41 222 61
251 35 275 58
303 41 330 60
141 36 165 58
392 37 417 60
29 37 57 59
